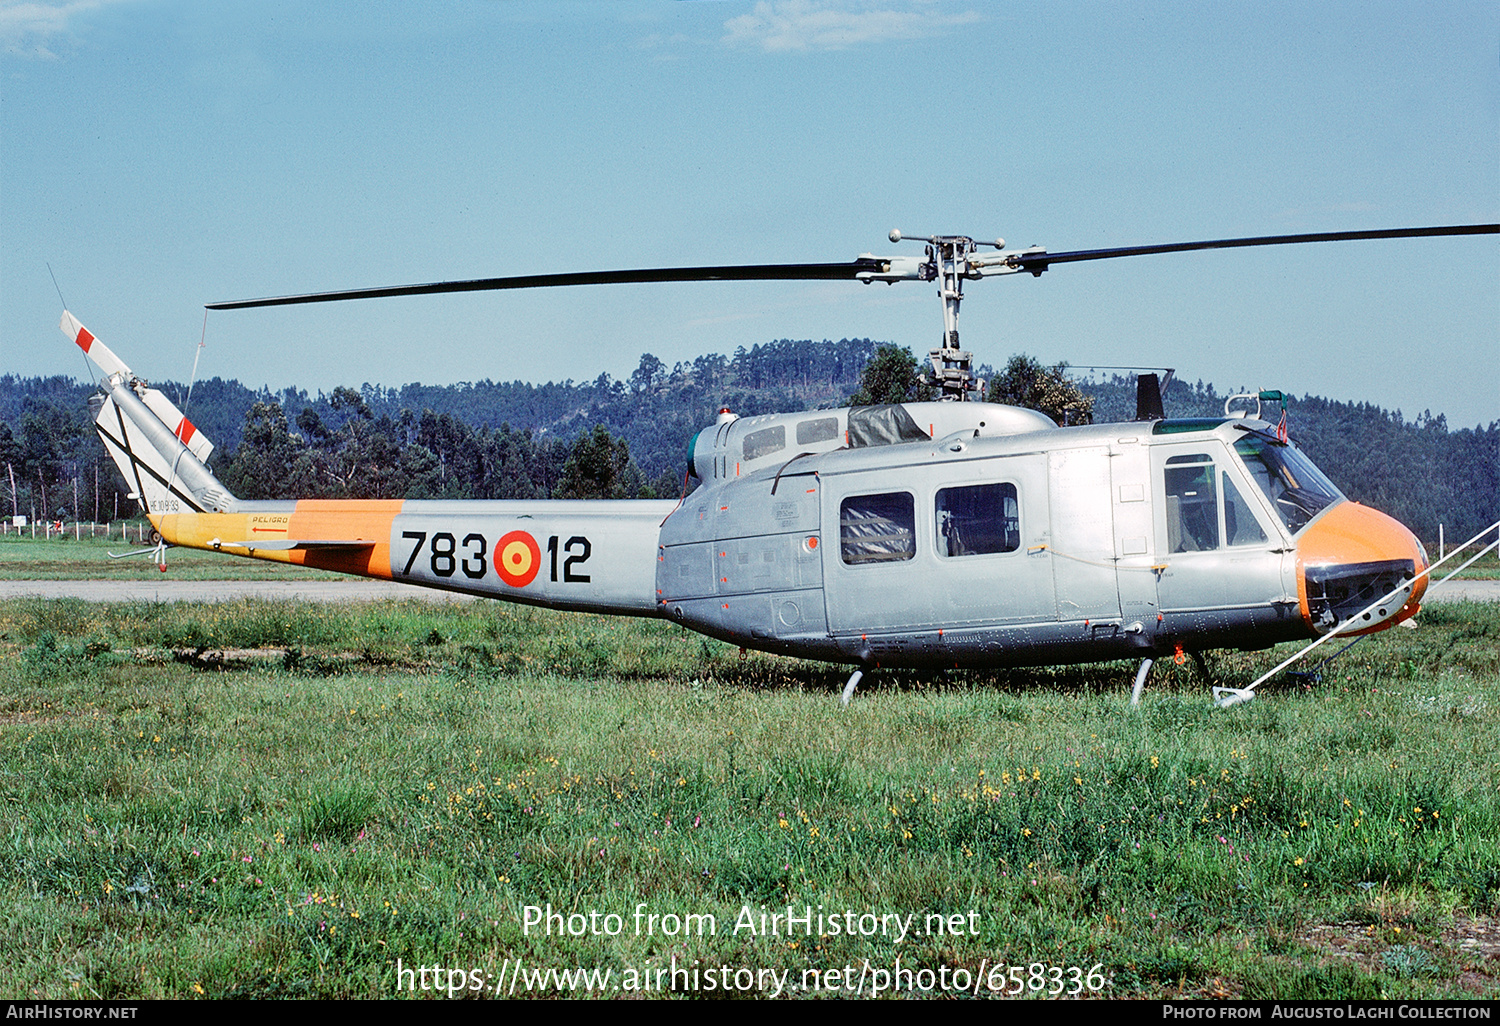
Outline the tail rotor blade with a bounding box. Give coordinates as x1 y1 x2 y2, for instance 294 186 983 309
62 310 131 378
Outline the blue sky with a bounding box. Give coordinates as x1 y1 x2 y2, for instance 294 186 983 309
3 0 1496 429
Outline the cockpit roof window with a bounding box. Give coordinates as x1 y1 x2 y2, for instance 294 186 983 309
1233 433 1342 535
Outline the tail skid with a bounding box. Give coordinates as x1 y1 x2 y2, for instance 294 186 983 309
64 312 236 518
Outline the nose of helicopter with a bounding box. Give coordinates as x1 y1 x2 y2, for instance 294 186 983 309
1296 501 1428 636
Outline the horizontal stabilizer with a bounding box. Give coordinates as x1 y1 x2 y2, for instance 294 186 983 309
216 539 377 552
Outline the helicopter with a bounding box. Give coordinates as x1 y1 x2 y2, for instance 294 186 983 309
66 222 1498 706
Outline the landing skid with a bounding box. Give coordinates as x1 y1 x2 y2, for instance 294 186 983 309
1131 651 1251 708
840 668 864 708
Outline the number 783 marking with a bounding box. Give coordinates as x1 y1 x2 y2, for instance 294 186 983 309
399 530 591 586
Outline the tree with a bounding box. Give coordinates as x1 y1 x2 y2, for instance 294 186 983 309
320 415 403 497
558 424 637 500
328 385 371 421
220 401 322 499
987 355 1094 426
630 353 666 394
395 443 445 499
19 397 90 520
0 423 20 517
295 407 329 444
849 345 936 406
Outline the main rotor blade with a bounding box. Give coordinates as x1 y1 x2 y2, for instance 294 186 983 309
208 223 1497 309
207 260 886 310
1009 223 1498 274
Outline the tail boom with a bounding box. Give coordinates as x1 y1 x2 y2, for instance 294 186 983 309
158 499 675 615
66 310 669 616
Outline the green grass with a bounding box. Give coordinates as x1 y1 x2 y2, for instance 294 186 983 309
1 596 1497 1000
1441 547 1500 580
0 531 345 580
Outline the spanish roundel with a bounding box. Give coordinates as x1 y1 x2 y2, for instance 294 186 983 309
496 530 542 588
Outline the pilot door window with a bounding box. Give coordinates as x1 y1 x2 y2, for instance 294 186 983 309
1164 454 1268 552
840 491 916 565
935 483 1020 557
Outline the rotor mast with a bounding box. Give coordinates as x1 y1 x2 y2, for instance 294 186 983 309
886 230 1043 401
927 233 978 401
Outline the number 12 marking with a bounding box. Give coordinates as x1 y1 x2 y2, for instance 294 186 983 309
547 535 591 582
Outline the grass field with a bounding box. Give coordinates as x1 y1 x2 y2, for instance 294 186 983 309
0 532 345 581
1 593 1497 1000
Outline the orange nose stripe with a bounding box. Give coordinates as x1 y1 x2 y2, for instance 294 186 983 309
1297 501 1427 633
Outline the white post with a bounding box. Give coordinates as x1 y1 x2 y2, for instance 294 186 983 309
1439 523 1444 561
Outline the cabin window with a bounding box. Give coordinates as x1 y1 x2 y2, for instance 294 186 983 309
742 425 786 462
796 417 839 445
840 492 916 565
935 483 1020 557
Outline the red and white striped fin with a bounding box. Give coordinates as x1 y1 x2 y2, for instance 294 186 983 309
62 311 215 463
61 310 131 378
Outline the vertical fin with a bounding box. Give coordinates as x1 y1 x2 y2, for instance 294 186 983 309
63 312 235 516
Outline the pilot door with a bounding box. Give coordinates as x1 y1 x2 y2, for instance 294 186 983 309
1151 441 1294 638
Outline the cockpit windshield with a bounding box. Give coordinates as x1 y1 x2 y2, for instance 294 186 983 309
1233 432 1343 535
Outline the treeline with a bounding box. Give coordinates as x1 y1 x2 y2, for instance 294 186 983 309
1 338 1494 543
0 339 882 521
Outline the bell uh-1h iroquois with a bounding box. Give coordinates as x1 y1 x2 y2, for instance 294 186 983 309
69 223 1499 706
